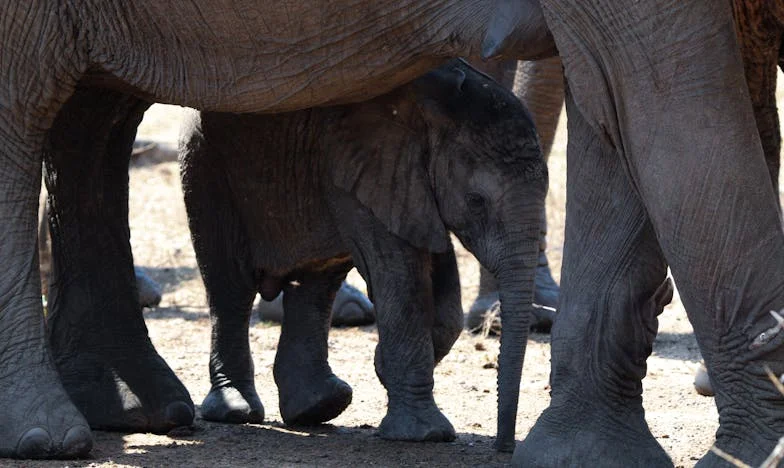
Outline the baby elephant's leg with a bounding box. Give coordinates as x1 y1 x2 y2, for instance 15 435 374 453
430 248 463 365
330 194 455 442
274 264 353 426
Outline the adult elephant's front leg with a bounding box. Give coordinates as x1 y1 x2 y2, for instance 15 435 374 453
43 87 193 433
514 91 673 467
0 113 93 459
540 0 784 464
734 0 782 212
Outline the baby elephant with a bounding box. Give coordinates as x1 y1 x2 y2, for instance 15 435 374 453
179 59 547 448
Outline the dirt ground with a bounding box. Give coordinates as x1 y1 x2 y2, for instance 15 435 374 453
6 87 784 467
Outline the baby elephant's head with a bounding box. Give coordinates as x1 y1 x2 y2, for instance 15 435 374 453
413 60 548 277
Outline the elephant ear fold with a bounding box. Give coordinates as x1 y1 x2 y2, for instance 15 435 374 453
328 93 450 253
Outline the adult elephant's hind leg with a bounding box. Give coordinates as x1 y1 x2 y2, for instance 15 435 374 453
514 93 673 467
43 87 193 433
274 265 354 425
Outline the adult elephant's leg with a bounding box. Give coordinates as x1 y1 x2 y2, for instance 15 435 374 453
693 0 784 398
44 86 193 433
541 0 784 464
514 91 673 467
469 57 565 331
182 141 263 425
0 10 93 457
0 116 93 459
514 58 565 158
275 264 354 426
733 0 782 212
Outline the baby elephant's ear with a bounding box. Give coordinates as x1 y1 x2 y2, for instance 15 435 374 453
329 102 450 253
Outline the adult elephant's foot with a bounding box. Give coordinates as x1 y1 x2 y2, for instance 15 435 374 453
533 251 560 319
0 364 93 459
513 403 672 467
201 384 264 424
330 282 375 327
697 434 784 468
55 341 194 433
693 362 714 397
257 282 375 327
278 374 353 426
466 292 555 334
694 313 784 467
135 267 162 309
378 397 456 442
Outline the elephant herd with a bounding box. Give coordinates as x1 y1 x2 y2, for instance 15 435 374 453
1 1 784 467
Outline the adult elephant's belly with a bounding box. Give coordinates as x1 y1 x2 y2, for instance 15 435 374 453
84 0 459 113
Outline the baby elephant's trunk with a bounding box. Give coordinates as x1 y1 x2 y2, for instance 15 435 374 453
493 236 540 452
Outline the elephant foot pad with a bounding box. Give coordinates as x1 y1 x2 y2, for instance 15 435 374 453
201 385 265 424
0 366 93 459
280 375 353 426
55 349 194 433
513 405 672 467
378 402 456 442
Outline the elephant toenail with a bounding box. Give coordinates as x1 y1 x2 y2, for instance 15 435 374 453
165 401 195 427
62 426 93 457
16 427 52 458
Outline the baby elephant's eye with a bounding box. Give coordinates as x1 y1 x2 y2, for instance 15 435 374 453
465 192 486 212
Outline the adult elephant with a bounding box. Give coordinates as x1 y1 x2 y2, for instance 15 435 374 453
734 0 784 212
484 0 784 466
0 0 555 459
2 0 782 465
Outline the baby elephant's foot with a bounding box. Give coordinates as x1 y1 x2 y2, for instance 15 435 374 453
379 399 456 442
279 374 352 426
201 384 265 424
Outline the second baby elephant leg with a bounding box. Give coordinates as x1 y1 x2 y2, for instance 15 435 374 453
274 264 354 426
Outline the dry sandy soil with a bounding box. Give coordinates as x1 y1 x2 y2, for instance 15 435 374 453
5 88 784 468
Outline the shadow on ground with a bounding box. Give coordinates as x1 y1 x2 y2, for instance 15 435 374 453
58 417 513 468
652 332 702 362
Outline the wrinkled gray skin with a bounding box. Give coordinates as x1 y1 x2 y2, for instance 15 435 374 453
469 57 564 332
485 1 784 466
0 0 554 459
38 200 162 309
3 0 782 465
179 61 547 447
